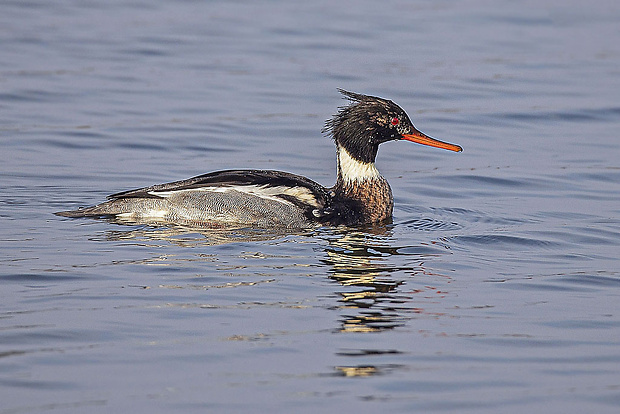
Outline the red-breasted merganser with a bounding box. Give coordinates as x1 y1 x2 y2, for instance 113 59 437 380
56 90 462 227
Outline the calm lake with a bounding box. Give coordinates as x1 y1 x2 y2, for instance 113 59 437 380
2 1 620 413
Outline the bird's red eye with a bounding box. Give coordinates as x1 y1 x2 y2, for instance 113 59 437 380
391 117 399 126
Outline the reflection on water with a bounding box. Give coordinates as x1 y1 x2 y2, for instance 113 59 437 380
333 364 405 377
320 227 451 335
91 221 453 341
97 219 311 247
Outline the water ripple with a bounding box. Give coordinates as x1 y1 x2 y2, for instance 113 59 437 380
401 217 462 232
491 106 620 124
451 234 559 249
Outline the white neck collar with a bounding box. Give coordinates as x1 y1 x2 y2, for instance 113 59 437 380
337 146 381 184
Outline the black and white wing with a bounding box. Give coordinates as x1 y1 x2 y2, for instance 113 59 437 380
57 170 335 226
110 169 330 211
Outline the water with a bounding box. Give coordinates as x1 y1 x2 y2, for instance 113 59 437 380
2 0 620 412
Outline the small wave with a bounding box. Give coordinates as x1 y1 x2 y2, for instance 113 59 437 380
489 106 620 124
451 234 558 249
1 272 82 282
496 272 620 295
432 207 534 226
401 217 462 232
558 272 620 288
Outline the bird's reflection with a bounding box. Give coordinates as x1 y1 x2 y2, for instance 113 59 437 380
320 226 425 334
94 219 448 342
95 218 309 247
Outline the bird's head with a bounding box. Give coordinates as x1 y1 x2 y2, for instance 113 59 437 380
323 89 462 164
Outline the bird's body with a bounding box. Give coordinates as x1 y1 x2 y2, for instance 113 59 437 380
56 90 462 228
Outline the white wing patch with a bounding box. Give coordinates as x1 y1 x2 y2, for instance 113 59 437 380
117 209 169 220
150 184 321 207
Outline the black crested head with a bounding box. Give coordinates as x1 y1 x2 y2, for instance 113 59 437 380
322 89 417 164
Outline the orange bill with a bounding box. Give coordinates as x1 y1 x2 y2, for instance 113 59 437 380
402 130 462 152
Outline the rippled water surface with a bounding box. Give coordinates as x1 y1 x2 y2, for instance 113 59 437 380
2 1 620 413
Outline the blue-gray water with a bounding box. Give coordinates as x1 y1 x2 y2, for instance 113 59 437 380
2 1 620 413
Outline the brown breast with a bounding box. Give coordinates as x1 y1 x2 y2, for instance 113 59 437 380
333 176 394 224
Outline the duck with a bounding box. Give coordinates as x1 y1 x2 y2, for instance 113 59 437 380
56 90 462 228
